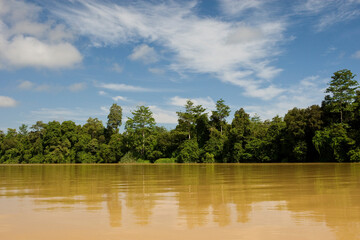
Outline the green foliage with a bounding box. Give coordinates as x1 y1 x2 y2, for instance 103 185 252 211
211 99 230 135
226 108 251 162
154 158 176 163
349 148 360 162
177 100 206 139
107 103 122 133
108 133 124 162
83 118 104 139
203 129 226 162
1 69 360 164
293 141 307 162
313 124 355 162
202 152 215 163
177 140 200 163
136 159 150 163
120 152 137 163
325 69 358 123
125 105 156 159
29 154 44 163
77 151 97 163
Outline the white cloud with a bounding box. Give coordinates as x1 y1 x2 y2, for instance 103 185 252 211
169 96 215 110
0 96 17 107
243 84 285 100
34 84 50 92
69 82 86 92
149 105 178 124
17 80 85 92
0 0 82 69
112 96 128 101
220 0 264 16
98 83 152 92
111 63 123 73
99 91 107 96
352 50 360 59
1 36 82 69
29 107 107 123
18 80 34 90
129 44 158 64
52 0 286 100
295 0 360 31
226 26 264 44
245 75 327 120
296 0 330 13
148 67 165 74
220 71 285 100
299 75 319 87
17 80 50 92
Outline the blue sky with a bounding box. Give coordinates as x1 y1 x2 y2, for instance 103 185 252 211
1 0 360 131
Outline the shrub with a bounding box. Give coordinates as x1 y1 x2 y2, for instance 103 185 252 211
119 152 137 163
349 148 360 162
177 140 200 163
136 159 150 163
154 158 176 163
202 152 215 163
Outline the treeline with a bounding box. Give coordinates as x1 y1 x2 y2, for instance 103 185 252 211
1 69 360 163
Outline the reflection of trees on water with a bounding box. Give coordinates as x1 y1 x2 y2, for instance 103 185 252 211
106 192 122 227
0 164 359 237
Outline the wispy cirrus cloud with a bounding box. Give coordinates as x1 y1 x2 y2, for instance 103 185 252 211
68 82 86 92
51 0 286 100
169 96 216 110
245 75 327 120
97 83 153 92
219 0 265 16
17 80 50 92
29 107 108 123
17 80 86 92
352 50 360 59
148 67 165 74
295 0 360 31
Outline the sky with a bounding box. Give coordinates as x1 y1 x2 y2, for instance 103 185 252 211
1 0 360 131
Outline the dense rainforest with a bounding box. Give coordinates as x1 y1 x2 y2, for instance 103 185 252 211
1 69 360 164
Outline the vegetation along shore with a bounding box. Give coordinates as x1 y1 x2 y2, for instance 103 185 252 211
1 69 359 164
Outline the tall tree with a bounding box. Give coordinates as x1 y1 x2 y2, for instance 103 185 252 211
325 69 358 123
226 108 251 162
125 106 156 158
83 118 104 139
19 124 28 136
176 100 205 139
211 98 230 135
107 103 122 133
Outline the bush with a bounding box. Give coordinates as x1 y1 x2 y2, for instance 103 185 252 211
154 158 176 163
29 154 45 163
202 152 215 163
119 152 137 163
349 148 360 162
177 140 200 163
136 159 150 163
77 151 97 163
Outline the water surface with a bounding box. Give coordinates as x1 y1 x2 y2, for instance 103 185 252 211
0 164 359 240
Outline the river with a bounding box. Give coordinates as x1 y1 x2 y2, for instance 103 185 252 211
0 164 359 240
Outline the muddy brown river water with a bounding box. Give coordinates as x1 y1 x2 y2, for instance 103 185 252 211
0 164 359 240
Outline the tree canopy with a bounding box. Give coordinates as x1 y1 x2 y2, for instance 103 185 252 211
325 69 358 123
1 69 360 164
